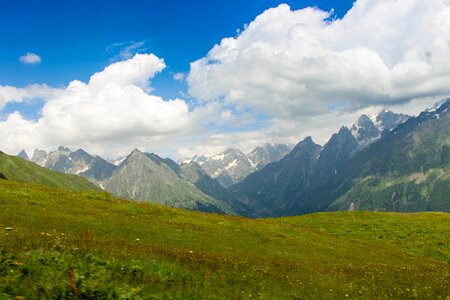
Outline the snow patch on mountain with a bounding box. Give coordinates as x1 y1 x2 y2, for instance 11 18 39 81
351 110 410 147
182 143 294 187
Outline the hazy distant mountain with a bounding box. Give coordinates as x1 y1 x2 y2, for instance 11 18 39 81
17 150 29 160
200 148 253 187
31 146 116 181
184 143 293 187
31 149 48 166
247 143 294 170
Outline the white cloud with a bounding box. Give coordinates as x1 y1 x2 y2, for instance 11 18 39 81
19 53 42 64
172 72 186 82
0 84 54 110
0 54 209 157
188 0 450 119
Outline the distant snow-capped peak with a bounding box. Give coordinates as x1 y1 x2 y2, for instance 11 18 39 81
351 110 410 145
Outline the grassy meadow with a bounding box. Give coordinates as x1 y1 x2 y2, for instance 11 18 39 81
0 179 449 299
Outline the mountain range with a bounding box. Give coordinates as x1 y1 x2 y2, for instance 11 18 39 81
231 99 450 216
181 143 294 187
19 142 294 213
25 147 234 214
13 99 450 217
324 98 450 213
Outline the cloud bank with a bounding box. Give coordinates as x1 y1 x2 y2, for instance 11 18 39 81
0 54 197 156
188 0 450 119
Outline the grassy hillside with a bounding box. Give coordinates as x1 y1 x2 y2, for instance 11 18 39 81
328 165 450 212
0 151 101 192
0 180 449 299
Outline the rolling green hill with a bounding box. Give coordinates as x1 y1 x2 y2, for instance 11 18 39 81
0 180 448 299
0 151 101 192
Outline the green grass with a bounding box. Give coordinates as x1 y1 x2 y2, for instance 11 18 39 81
0 180 449 299
0 152 100 192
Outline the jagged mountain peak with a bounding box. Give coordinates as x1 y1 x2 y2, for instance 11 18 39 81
71 148 93 161
73 148 90 155
327 127 357 147
17 150 29 160
293 136 317 149
356 114 372 123
284 137 321 163
185 143 294 187
180 160 203 170
374 110 410 131
351 116 379 143
121 148 148 164
180 154 208 165
57 146 71 153
31 149 48 166
351 109 410 145
130 148 143 155
30 146 116 181
247 143 295 170
337 126 352 135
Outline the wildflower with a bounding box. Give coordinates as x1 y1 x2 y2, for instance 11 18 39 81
136 238 140 241
4 227 12 230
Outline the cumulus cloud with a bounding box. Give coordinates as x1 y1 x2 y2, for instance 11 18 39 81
188 0 450 119
0 54 202 157
19 52 42 64
0 84 54 110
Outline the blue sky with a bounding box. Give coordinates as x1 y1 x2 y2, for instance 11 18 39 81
0 0 354 98
1 0 449 158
